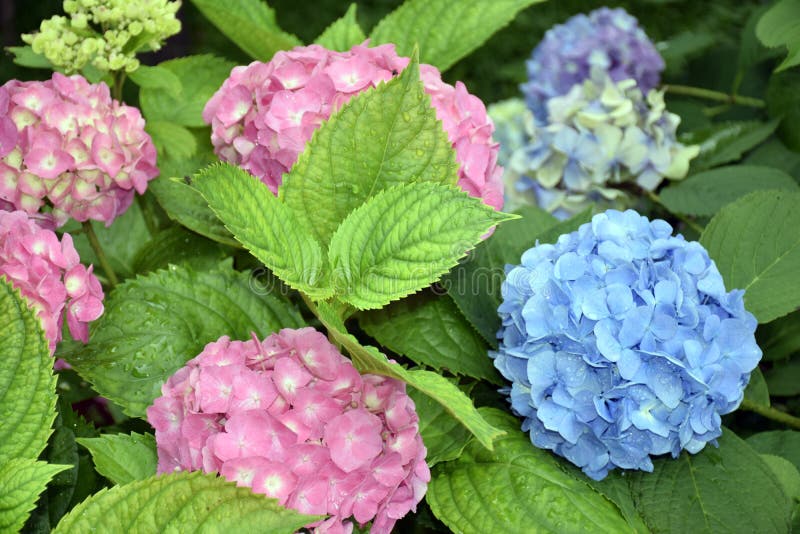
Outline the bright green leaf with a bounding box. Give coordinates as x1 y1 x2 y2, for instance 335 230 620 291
6 45 53 69
63 264 304 417
756 0 800 72
314 4 366 52
329 183 512 310
748 431 800 473
659 165 798 216
0 278 57 463
146 121 198 160
76 433 157 486
682 120 780 171
629 428 791 533
0 459 70 534
588 472 650 533
189 0 301 61
314 301 504 450
132 226 230 274
767 70 800 152
53 471 319 533
427 408 631 533
370 0 545 72
359 291 499 382
191 162 331 299
700 190 800 323
139 55 235 127
407 387 472 467
128 65 181 97
280 52 459 246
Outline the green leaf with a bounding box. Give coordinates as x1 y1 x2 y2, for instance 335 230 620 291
370 0 545 72
700 190 800 323
682 120 781 171
629 428 791 533
191 162 331 299
6 45 53 69
314 4 366 52
279 51 459 246
329 183 512 310
53 471 319 533
748 431 800 473
63 264 304 417
767 70 800 152
69 199 153 282
146 121 198 160
0 278 57 463
0 459 70 534
764 357 800 396
758 312 800 362
760 454 800 516
132 226 230 274
148 141 238 247
660 31 716 76
659 165 798 216
745 139 800 181
744 367 771 407
314 301 504 450
76 433 157 486
139 55 236 127
444 206 591 345
427 408 631 533
588 472 650 533
189 0 301 61
756 0 800 72
128 64 181 97
407 387 472 467
359 291 499 382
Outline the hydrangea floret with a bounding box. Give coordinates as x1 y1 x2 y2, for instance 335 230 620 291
492 209 761 480
22 0 182 74
203 43 504 210
491 77 699 219
0 210 103 353
522 7 664 121
147 327 430 534
0 73 158 226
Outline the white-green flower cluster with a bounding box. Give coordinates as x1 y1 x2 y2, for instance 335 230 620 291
491 77 699 218
22 0 181 74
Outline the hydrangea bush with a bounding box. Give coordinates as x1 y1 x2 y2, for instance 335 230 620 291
148 327 429 533
2 1 799 533
492 209 761 479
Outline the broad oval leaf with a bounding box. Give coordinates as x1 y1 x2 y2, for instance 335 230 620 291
700 190 800 323
189 0 302 61
427 408 632 533
0 459 70 534
63 265 304 417
359 291 500 382
0 278 57 462
328 182 512 310
191 162 332 299
52 471 319 533
659 165 798 216
76 433 158 486
370 0 545 71
756 0 800 72
629 428 791 533
279 52 459 246
748 431 800 473
314 4 366 52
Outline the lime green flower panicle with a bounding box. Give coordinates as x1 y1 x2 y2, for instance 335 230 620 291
22 0 181 74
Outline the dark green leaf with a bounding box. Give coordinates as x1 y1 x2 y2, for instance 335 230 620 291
748 431 800 473
132 227 230 274
767 70 800 152
744 367 771 407
408 387 472 467
764 357 800 396
682 120 780 171
756 0 800 72
758 312 800 362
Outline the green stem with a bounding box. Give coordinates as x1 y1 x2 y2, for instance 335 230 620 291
111 70 127 102
82 221 118 289
663 84 765 108
740 399 800 430
645 190 705 235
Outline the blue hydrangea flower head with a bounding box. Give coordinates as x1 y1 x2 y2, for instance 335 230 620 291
491 209 762 480
489 78 699 219
522 7 664 121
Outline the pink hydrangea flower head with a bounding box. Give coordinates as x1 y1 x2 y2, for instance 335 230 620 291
0 210 103 352
147 327 429 533
203 42 504 210
0 73 158 227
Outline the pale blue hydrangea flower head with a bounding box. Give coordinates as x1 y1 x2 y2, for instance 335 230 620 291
491 209 761 480
522 7 664 121
490 78 699 219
